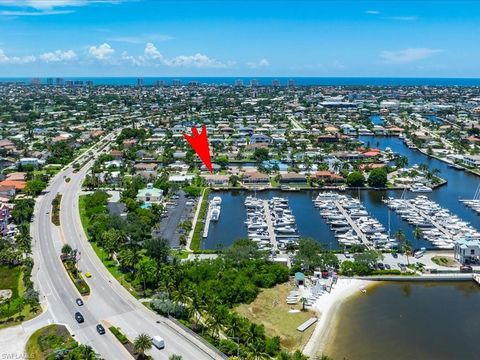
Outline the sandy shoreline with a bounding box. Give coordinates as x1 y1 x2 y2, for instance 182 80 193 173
302 278 373 358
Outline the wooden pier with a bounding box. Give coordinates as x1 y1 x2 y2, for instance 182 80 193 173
263 200 278 251
202 203 212 238
333 201 372 249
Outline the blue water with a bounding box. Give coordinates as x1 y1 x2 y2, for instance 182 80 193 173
3 77 480 86
203 137 480 250
370 114 384 125
427 115 443 124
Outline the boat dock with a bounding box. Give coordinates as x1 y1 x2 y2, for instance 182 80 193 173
202 204 214 238
263 200 278 251
333 200 372 248
404 202 452 238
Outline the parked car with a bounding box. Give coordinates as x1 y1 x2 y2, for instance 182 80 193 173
392 253 398 259
460 265 473 273
377 262 385 270
152 335 165 349
75 298 84 306
96 324 106 334
385 264 391 270
74 312 84 323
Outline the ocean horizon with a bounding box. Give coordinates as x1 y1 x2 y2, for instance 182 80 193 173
2 76 480 86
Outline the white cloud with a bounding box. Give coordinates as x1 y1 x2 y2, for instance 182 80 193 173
0 1 126 16
88 43 115 60
39 49 76 62
365 10 380 14
0 48 35 64
381 48 443 64
140 42 229 68
121 51 144 66
247 58 270 68
167 53 227 68
144 42 165 61
0 9 74 16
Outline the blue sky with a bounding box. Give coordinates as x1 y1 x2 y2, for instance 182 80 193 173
0 0 479 77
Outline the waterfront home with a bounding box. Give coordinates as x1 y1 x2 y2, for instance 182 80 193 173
312 171 344 183
203 174 229 186
279 172 307 184
136 183 163 205
463 154 480 168
243 171 270 185
454 237 480 264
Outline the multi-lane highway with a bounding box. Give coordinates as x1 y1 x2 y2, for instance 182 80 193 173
25 135 223 359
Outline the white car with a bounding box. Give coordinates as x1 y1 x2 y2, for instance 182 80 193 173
152 335 165 349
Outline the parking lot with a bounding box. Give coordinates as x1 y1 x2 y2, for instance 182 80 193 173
156 190 196 248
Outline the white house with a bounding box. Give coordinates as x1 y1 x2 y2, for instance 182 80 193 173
463 155 480 168
454 237 480 264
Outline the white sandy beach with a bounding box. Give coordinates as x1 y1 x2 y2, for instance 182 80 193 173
302 278 373 358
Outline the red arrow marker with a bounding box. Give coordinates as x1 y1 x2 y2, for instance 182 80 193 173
183 124 213 172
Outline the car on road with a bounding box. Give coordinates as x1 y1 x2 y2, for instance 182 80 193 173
74 312 84 323
152 335 165 349
75 298 84 306
85 272 92 278
96 324 106 334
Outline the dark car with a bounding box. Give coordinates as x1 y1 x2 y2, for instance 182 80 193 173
74 312 84 323
76 298 84 306
385 264 391 270
392 253 398 259
96 324 106 335
377 262 385 270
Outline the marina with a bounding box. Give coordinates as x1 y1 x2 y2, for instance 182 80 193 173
244 196 299 251
384 195 480 249
314 192 396 250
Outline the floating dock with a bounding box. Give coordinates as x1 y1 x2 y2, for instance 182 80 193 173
263 200 278 251
333 200 372 248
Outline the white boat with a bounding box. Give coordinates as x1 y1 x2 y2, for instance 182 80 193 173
211 207 220 221
410 183 432 193
212 196 222 205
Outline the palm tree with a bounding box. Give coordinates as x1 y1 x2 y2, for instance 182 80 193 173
413 227 423 241
133 333 153 359
402 240 413 265
75 345 99 360
169 356 183 360
300 297 307 311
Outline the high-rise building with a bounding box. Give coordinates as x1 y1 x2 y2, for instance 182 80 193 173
46 78 54 86
155 80 165 86
172 79 182 86
137 78 144 86
74 80 84 86
55 78 64 86
235 79 244 87
250 79 259 87
272 79 280 87
86 80 94 86
287 79 295 87
65 80 74 86
188 80 198 86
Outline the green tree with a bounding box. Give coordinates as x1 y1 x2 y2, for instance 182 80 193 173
26 179 47 196
367 168 388 188
133 333 153 359
294 238 322 272
346 171 365 187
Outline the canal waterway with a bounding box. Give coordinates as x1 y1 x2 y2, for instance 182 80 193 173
202 136 480 250
325 281 480 360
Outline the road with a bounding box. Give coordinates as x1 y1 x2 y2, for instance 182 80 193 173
2 134 224 360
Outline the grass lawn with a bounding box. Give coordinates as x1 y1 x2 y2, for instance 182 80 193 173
431 255 459 267
235 282 315 352
26 324 77 360
0 266 21 299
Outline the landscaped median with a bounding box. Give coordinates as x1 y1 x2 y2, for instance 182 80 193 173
62 258 90 296
51 193 62 226
26 324 100 359
190 188 210 251
109 326 153 359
